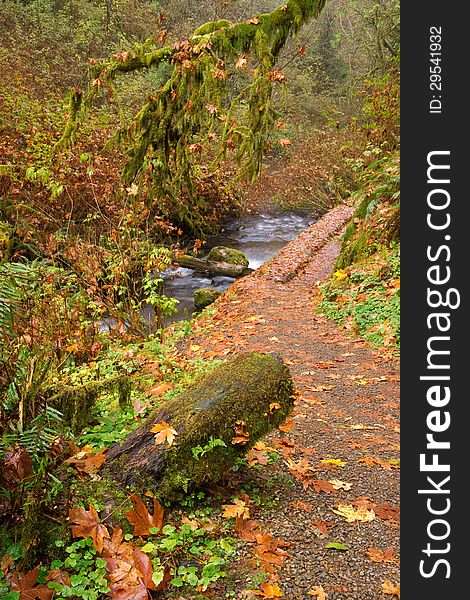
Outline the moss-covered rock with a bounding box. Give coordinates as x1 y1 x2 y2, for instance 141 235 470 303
105 352 294 500
193 287 222 310
207 246 249 267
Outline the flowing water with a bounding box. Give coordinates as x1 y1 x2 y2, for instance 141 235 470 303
163 211 316 323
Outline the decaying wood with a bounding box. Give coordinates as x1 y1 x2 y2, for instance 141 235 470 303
176 254 253 278
105 352 294 499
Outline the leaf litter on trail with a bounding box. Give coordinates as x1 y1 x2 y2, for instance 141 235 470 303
307 585 327 599
332 504 375 523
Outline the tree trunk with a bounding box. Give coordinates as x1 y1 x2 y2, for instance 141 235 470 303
175 255 253 278
105 352 294 499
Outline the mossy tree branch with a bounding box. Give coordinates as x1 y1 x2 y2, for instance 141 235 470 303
62 0 326 205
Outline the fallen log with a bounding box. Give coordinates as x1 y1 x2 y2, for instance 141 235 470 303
105 352 294 499
175 254 253 278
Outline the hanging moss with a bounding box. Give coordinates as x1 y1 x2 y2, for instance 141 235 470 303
62 1 326 218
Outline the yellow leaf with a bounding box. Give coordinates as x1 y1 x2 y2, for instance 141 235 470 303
150 421 178 446
333 269 347 280
381 580 400 597
222 498 250 519
332 504 375 523
307 586 326 599
320 458 346 467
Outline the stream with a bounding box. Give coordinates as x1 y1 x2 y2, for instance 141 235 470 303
163 210 316 323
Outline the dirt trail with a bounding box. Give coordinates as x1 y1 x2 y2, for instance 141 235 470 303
174 205 400 599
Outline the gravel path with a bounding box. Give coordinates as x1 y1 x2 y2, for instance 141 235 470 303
174 205 400 599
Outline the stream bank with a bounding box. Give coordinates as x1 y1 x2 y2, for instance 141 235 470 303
164 210 316 322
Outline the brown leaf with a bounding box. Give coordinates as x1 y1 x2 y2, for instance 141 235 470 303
246 448 269 467
366 547 398 565
235 517 261 542
68 503 110 554
1 446 33 488
312 520 335 534
285 458 314 480
9 566 54 600
46 569 71 587
65 448 107 474
312 480 336 494
290 500 312 512
126 494 164 536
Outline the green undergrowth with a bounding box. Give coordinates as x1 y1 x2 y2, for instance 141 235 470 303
318 149 400 352
319 243 400 350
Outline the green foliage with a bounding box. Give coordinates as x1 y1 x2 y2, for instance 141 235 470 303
48 538 109 599
64 1 327 212
192 437 227 461
141 518 236 592
337 151 399 269
319 244 400 349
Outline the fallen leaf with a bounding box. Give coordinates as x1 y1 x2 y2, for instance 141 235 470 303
9 566 53 599
146 382 173 397
65 448 107 474
325 542 349 551
381 580 400 597
1 446 33 488
312 480 336 494
126 494 164 536
285 458 314 480
291 500 312 512
150 421 178 446
312 520 335 534
307 586 326 599
320 458 346 468
329 479 352 491
332 504 375 523
366 547 398 565
222 498 250 519
278 419 294 432
247 582 283 597
69 503 110 554
235 517 261 542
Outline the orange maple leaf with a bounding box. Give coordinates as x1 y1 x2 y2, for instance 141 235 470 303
381 580 400 597
222 498 250 519
68 503 110 554
125 494 164 536
235 517 261 542
65 448 107 474
150 421 178 446
247 582 283 597
146 382 173 397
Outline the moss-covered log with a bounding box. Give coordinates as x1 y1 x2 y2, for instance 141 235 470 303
105 352 294 499
176 254 253 278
